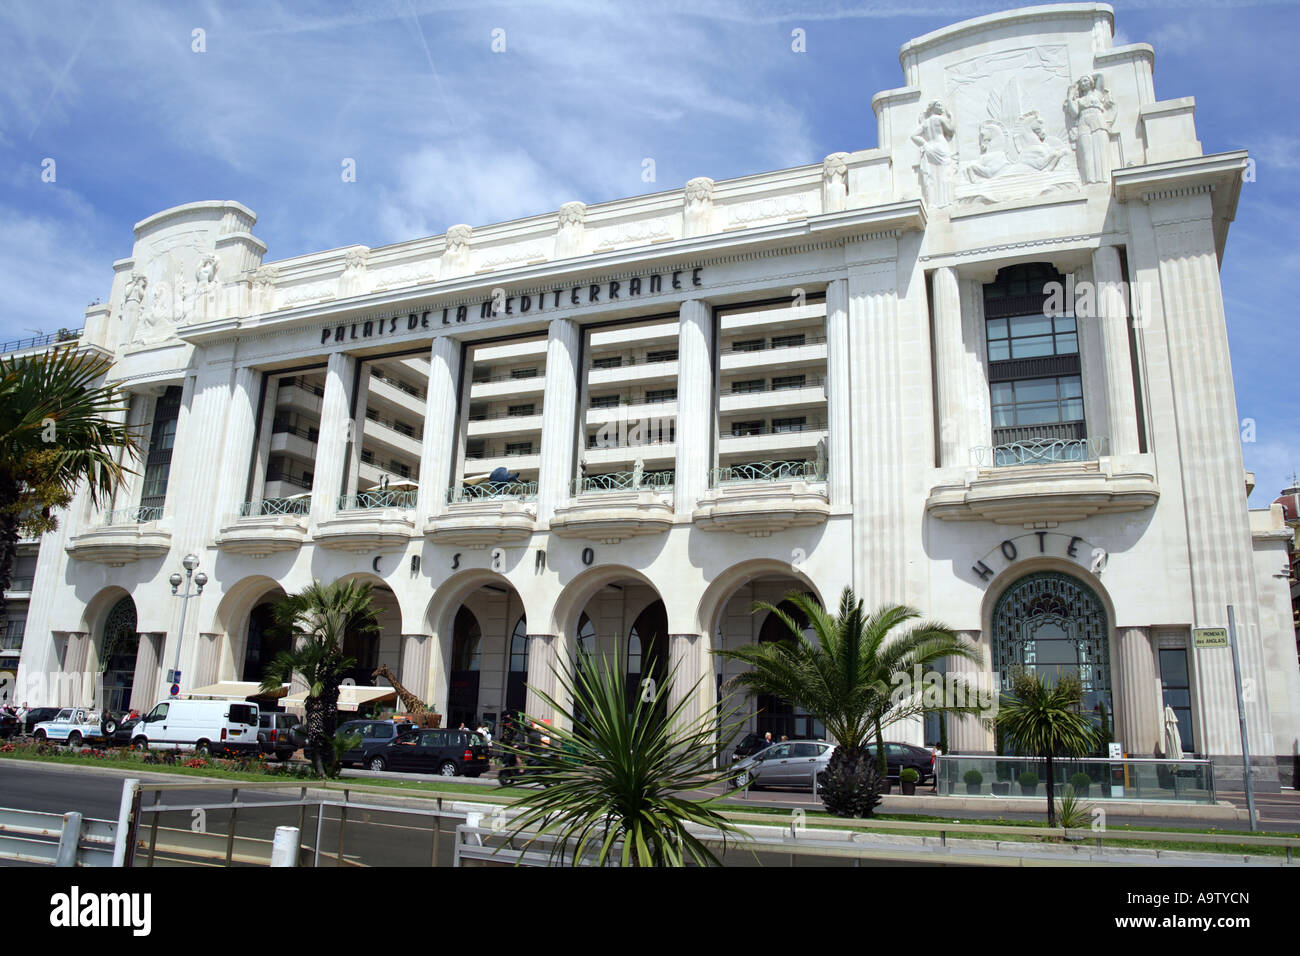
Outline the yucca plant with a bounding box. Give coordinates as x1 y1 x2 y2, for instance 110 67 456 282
1056 784 1091 833
500 651 746 866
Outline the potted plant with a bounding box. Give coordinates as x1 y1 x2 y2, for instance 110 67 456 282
1018 770 1039 796
991 780 1010 796
1070 772 1092 798
900 767 920 795
963 768 983 795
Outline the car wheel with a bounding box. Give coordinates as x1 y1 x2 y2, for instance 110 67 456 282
67 732 82 748
194 740 210 756
132 736 148 751
438 760 458 777
368 756 386 771
34 730 46 741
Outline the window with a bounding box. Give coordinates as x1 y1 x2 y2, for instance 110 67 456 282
509 619 528 672
730 379 765 394
507 404 536 417
390 462 411 478
505 441 533 456
986 314 1078 361
645 349 678 363
991 377 1083 428
590 394 620 409
731 420 763 437
772 417 807 433
1159 649 1194 752
139 386 183 510
592 356 622 369
644 388 676 404
771 333 806 349
466 441 486 459
731 338 765 352
510 367 538 379
772 374 806 391
392 421 415 437
472 367 493 383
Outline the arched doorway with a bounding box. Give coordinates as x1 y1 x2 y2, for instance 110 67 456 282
991 571 1112 722
756 599 824 741
100 596 139 713
506 616 528 717
241 601 291 685
626 599 668 717
448 607 482 729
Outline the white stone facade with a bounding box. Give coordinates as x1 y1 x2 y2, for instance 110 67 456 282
9 4 1297 789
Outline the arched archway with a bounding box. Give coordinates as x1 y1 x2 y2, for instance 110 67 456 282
627 599 668 717
241 601 292 685
754 598 825 741
100 596 139 714
506 614 528 717
448 606 482 728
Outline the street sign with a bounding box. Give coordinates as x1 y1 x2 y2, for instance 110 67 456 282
169 683 180 697
1107 742 1123 760
1194 627 1228 648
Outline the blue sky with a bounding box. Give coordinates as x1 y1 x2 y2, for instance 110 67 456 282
1 0 1297 504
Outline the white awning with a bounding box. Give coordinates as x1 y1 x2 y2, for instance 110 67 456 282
279 685 398 712
184 681 290 700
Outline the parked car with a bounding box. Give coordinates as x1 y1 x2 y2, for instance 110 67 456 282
128 699 261 755
0 711 20 739
31 708 111 747
307 718 415 767
861 741 936 785
362 727 491 776
733 740 836 791
22 707 61 735
258 712 305 762
731 732 771 763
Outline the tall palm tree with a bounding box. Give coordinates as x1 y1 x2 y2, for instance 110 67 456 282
501 652 746 866
0 346 138 614
717 587 984 817
995 670 1103 827
259 579 378 777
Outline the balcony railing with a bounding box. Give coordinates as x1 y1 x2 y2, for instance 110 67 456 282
586 352 678 369
372 372 427 401
337 489 417 510
448 481 538 503
726 374 825 395
710 460 826 485
572 470 675 495
0 327 82 354
720 334 826 356
722 418 827 438
971 436 1106 468
265 471 313 490
103 506 163 525
471 369 543 385
277 377 326 397
240 497 312 517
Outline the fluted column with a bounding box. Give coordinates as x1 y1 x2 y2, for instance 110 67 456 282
399 634 434 711
417 336 463 518
249 376 279 502
674 299 713 513
214 365 261 524
931 266 967 467
171 363 234 546
524 633 564 727
129 633 161 713
825 279 852 505
947 632 993 752
537 319 580 522
310 351 355 524
667 633 712 730
1093 244 1140 456
1116 627 1161 755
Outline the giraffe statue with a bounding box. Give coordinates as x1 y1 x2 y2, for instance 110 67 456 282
372 664 442 728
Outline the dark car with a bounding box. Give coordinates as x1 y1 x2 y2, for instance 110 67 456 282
861 741 937 785
363 727 491 777
0 711 20 739
23 707 61 735
731 733 771 762
308 718 415 767
258 712 305 762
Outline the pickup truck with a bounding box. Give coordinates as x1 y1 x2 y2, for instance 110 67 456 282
31 708 112 747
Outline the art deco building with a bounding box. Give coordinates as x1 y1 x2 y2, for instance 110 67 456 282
7 3 1297 789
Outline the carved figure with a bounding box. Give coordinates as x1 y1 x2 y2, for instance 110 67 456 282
1065 73 1117 184
910 101 957 208
373 664 441 728
1012 110 1068 171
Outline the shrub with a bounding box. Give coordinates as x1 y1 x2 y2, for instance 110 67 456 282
1070 772 1092 791
900 767 919 784
963 769 984 786
1056 786 1090 829
1018 771 1039 788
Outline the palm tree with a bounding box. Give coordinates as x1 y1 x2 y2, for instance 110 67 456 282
500 651 746 866
259 579 378 777
0 346 138 614
716 587 984 817
995 670 1103 827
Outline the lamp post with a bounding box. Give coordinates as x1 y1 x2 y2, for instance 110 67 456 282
167 554 207 697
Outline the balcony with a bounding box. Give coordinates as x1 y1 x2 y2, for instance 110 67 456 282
720 336 826 374
587 358 678 388
470 370 546 401
215 497 311 558
551 471 674 544
315 489 416 552
428 482 538 548
926 438 1160 525
466 410 544 439
4 578 33 598
694 460 829 537
66 507 171 566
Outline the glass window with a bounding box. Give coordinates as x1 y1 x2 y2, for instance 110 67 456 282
1159 649 1194 752
730 379 765 394
510 368 537 379
771 333 806 349
509 618 528 672
505 441 533 456
731 339 765 352
989 376 1084 428
772 375 806 391
772 417 807 433
507 404 535 417
986 312 1080 361
590 394 620 409
731 420 763 437
646 349 678 363
645 388 676 404
591 356 622 369
791 743 819 757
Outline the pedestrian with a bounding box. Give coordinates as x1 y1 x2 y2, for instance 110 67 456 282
476 722 492 746
762 731 774 749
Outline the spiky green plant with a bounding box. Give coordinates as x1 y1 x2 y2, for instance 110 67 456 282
259 579 378 777
716 587 985 816
500 652 746 867
1056 784 1091 831
995 670 1104 827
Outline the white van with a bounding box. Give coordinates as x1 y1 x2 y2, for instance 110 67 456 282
130 699 261 755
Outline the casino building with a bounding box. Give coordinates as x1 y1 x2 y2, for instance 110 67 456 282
9 3 1299 788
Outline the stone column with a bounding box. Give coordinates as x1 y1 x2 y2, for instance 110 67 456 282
417 336 463 518
959 278 993 452
667 633 713 730
400 634 434 710
170 362 238 546
524 633 564 727
825 279 852 506
947 632 993 752
674 299 713 514
214 365 261 523
344 370 371 498
249 376 279 502
1116 627 1161 755
931 266 967 467
1092 244 1140 456
536 319 580 522
162 372 197 525
310 351 355 524
63 632 91 707
129 633 161 713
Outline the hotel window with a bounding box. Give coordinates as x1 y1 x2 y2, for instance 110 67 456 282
346 355 427 505
592 356 622 369
466 440 485 459
139 386 183 511
772 416 807 434
505 441 533 457
771 333 806 349
991 377 1084 428
645 388 676 404
510 367 538 379
731 379 765 394
645 348 678 363
507 404 536 417
1159 649 1194 753
772 374 806 391
731 420 763 437
590 394 620 409
732 338 765 353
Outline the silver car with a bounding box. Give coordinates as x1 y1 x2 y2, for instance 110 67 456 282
733 740 835 791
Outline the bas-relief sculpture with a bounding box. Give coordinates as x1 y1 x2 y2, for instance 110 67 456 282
121 240 217 345
911 101 958 208
1064 72 1118 184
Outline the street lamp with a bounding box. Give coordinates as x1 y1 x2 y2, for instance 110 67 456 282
167 553 207 697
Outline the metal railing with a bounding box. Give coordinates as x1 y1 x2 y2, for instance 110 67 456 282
971 436 1107 467
277 376 326 397
103 506 163 525
0 328 82 354
448 481 538 503
337 489 417 510
726 375 825 395
572 470 675 495
722 418 828 438
471 369 543 385
240 497 312 517
710 460 826 485
265 471 313 490
936 754 1216 804
0 807 117 866
371 373 426 401
720 334 826 356
271 421 319 442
